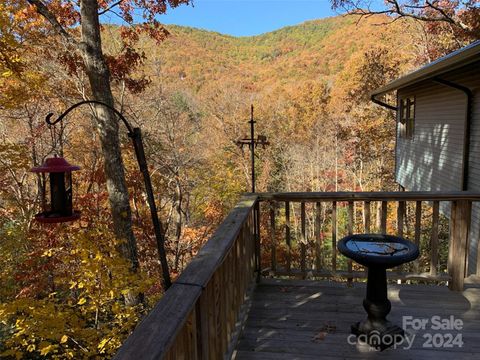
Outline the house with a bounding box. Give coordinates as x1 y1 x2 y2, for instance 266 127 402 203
371 40 480 276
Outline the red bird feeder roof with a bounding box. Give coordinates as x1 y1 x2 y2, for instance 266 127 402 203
31 156 81 173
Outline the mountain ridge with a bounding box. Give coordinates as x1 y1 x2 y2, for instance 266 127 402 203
134 14 417 97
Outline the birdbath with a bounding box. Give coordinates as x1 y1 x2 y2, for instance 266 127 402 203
337 234 419 350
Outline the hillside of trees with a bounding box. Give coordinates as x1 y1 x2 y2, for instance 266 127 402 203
130 15 417 194
0 9 473 357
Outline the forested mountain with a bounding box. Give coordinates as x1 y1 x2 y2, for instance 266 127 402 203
125 14 418 199
1 13 426 358
141 15 417 94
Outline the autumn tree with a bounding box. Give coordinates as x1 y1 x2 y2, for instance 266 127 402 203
329 46 403 191
332 0 480 58
131 90 204 272
15 0 190 270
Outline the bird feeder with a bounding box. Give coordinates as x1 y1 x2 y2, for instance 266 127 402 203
31 156 81 223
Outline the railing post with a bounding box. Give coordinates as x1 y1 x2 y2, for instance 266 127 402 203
448 200 471 291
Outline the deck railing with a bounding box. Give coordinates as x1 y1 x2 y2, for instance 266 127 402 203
115 191 480 359
257 191 480 291
114 195 258 360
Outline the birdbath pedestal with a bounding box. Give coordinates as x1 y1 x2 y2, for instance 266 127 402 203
337 234 419 350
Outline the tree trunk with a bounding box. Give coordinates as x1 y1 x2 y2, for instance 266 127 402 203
80 0 139 270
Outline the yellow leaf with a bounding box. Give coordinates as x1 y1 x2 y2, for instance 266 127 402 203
39 343 53 356
60 335 68 344
77 298 86 305
42 249 53 257
98 338 109 351
121 289 131 295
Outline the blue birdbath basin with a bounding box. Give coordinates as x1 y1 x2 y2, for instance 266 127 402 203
338 234 419 350
339 234 419 268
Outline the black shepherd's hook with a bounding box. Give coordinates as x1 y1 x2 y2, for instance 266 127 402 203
48 99 172 290
46 100 134 135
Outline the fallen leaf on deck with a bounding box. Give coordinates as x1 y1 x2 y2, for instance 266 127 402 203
312 331 328 342
312 322 337 342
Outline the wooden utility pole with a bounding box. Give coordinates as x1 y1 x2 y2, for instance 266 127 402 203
235 105 270 193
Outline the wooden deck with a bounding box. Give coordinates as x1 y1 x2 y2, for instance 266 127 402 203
115 193 480 360
234 279 480 360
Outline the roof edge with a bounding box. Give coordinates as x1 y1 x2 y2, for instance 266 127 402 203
371 40 480 98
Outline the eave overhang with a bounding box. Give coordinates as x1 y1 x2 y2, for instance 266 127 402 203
371 40 480 98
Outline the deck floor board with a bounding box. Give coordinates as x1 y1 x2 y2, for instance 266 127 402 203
233 279 480 359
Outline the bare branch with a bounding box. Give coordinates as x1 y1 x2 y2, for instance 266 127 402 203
347 0 471 32
425 0 470 31
98 0 124 16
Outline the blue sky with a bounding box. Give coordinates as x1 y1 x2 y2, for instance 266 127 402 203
157 0 340 37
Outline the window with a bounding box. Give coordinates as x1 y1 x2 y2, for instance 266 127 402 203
399 96 415 139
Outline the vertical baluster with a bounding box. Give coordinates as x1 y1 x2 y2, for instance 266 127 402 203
332 201 337 273
222 262 229 348
361 200 370 277
242 221 247 296
196 292 209 359
216 270 224 358
226 258 232 348
187 308 198 360
397 201 405 276
231 239 239 328
206 280 216 359
315 202 322 272
397 201 404 237
430 201 440 276
381 201 388 234
364 201 371 233
173 333 183 360
414 201 422 273
347 201 354 283
285 201 291 272
254 202 261 282
301 202 306 278
270 201 276 273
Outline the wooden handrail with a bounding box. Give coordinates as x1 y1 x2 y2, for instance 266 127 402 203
114 195 258 360
258 191 480 202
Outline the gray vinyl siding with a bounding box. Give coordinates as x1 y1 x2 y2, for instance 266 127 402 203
396 82 466 191
457 64 480 275
395 61 480 275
